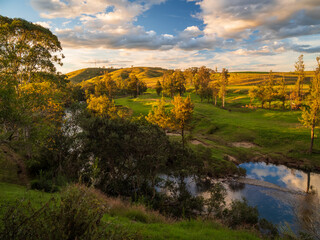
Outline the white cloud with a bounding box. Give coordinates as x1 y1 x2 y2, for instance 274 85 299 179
34 21 52 29
31 0 320 71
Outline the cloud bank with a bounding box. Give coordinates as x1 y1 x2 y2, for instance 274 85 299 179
30 0 320 71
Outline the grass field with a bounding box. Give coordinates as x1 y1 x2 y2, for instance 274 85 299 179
114 88 320 171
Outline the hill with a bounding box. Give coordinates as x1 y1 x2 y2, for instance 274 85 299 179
67 67 315 87
67 67 167 87
66 68 118 84
228 71 314 86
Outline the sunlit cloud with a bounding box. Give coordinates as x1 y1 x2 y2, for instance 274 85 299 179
27 0 320 72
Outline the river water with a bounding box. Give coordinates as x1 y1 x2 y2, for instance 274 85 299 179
185 162 320 234
220 162 320 234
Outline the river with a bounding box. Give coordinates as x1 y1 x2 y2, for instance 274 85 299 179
186 162 320 235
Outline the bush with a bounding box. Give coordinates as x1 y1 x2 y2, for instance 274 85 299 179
0 184 140 240
223 198 259 228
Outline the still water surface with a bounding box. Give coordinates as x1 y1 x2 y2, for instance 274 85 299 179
187 162 320 233
226 162 319 232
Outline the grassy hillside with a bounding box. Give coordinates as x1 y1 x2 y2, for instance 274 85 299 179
228 71 314 86
115 89 320 171
67 68 118 84
0 182 261 240
67 67 167 87
67 67 315 89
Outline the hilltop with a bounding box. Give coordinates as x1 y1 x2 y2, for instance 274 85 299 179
67 67 315 87
67 67 167 86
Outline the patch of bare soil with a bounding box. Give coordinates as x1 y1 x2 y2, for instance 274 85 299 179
225 155 239 164
165 132 181 136
232 142 258 148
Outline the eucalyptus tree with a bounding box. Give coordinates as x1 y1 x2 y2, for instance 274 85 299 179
219 68 229 108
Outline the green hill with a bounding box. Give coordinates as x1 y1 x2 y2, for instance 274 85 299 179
67 67 167 87
67 68 118 84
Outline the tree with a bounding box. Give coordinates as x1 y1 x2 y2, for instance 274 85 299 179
173 70 186 96
210 74 220 106
295 54 305 98
293 54 305 107
145 98 170 129
300 57 320 154
127 74 147 97
184 67 198 86
219 68 229 108
170 95 194 148
155 80 163 96
0 16 64 86
0 16 66 152
249 84 268 108
196 66 211 102
277 74 288 109
146 96 194 148
86 94 118 119
162 70 186 97
265 71 276 109
102 72 117 98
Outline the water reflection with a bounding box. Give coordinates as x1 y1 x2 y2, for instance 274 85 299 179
159 162 320 235
240 162 320 197
237 162 320 235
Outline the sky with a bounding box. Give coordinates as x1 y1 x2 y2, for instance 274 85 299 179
1 0 320 73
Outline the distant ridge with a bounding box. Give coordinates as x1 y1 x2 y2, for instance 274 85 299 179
67 67 167 87
67 68 118 84
67 67 315 86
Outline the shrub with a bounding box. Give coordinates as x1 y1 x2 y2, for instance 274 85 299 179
205 182 226 218
223 198 259 228
0 184 140 240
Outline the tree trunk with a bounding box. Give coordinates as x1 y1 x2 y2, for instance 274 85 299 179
309 124 315 154
222 95 225 108
282 100 285 110
215 96 217 106
181 127 184 149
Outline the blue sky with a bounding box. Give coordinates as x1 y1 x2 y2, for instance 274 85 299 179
1 0 320 73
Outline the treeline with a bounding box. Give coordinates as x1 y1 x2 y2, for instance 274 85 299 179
247 55 320 153
155 66 230 107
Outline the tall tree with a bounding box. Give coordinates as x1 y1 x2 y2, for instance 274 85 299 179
155 80 163 96
170 96 194 148
0 16 64 86
210 80 220 106
162 70 175 98
196 66 211 102
127 74 147 97
294 54 305 105
265 70 276 109
300 57 320 154
103 72 117 98
277 74 288 109
184 67 198 86
173 70 186 96
0 16 66 149
219 68 229 108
